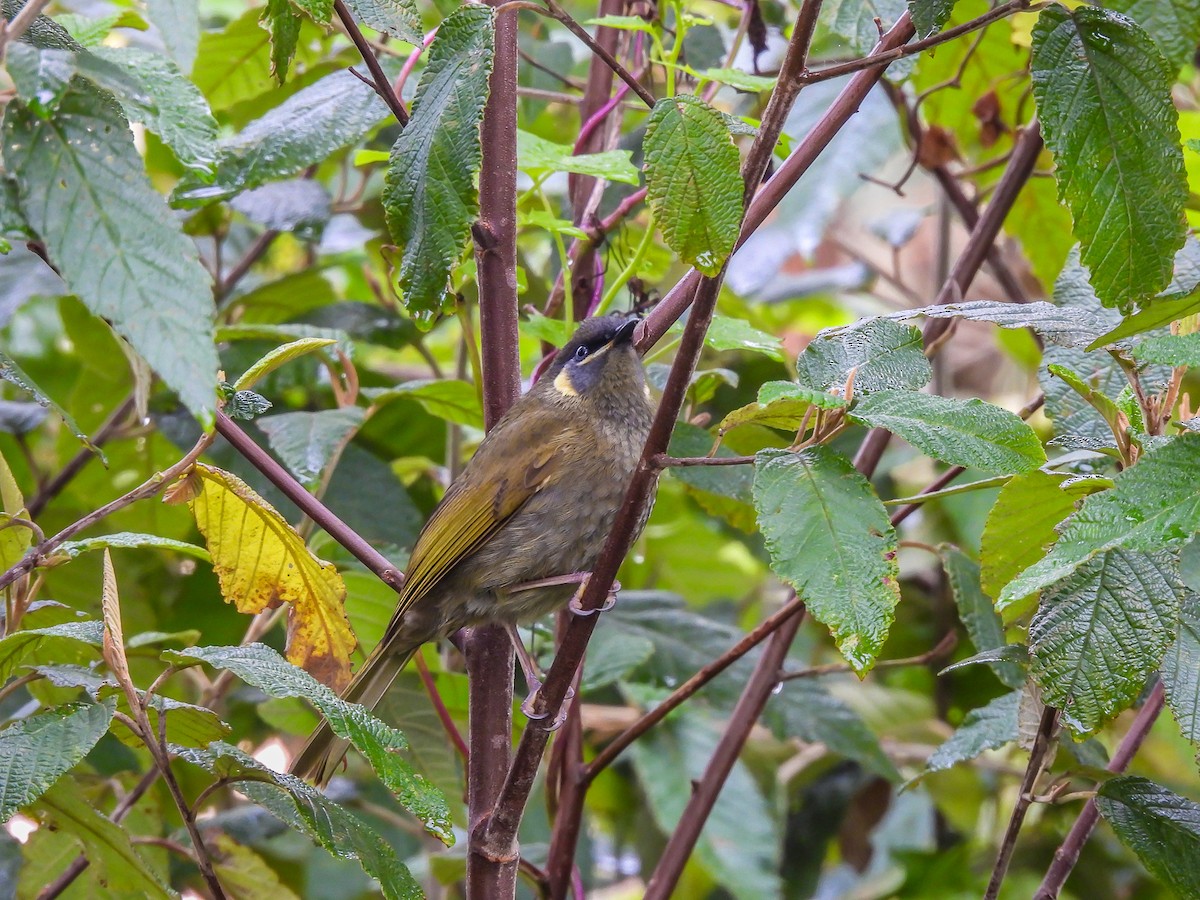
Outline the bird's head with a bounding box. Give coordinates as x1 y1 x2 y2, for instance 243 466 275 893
544 313 646 408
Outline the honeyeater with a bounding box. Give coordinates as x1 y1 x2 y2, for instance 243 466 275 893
291 312 655 783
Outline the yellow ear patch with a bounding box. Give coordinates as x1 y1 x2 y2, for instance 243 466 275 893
553 369 579 397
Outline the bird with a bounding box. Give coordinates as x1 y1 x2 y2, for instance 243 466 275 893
291 312 656 784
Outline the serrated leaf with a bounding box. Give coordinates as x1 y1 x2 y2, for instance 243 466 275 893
0 621 103 682
0 351 97 456
261 0 304 82
167 644 451 843
939 546 1024 688
925 690 1020 773
1162 593 1200 750
754 447 899 673
717 382 847 436
517 130 639 185
1030 549 1182 735
5 43 75 115
1087 237 1200 347
174 70 388 205
643 94 742 276
982 471 1092 620
797 319 931 395
629 713 782 899
909 0 957 37
177 741 423 899
1001 435 1200 603
383 5 495 319
186 464 356 690
234 336 338 391
54 532 211 562
32 779 171 897
110 695 230 749
1133 333 1200 367
1097 776 1200 898
84 46 217 174
345 0 422 43
364 380 484 429
850 390 1045 475
256 407 366 486
3 84 218 421
1107 0 1200 69
226 390 272 420
0 699 115 822
888 299 1108 349
290 0 334 21
770 679 900 781
1031 5 1187 310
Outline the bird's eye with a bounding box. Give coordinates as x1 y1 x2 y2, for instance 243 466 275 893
574 345 590 361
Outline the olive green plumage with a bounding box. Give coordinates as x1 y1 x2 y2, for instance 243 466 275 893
291 313 655 783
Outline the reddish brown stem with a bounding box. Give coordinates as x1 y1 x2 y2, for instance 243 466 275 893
333 0 410 125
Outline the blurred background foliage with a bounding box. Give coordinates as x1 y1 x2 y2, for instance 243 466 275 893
1 0 1199 897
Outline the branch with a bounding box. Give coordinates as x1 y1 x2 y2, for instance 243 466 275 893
584 592 807 780
652 453 756 468
333 0 410 126
543 0 655 108
985 703 1060 900
1034 680 1166 899
642 607 805 898
27 395 136 517
213 412 404 592
779 629 956 681
466 2 522 894
0 0 52 58
0 432 215 594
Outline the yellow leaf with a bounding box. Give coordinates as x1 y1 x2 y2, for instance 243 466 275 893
188 464 356 689
0 450 32 572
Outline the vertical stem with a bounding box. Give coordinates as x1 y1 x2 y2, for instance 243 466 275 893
467 3 521 897
642 610 805 899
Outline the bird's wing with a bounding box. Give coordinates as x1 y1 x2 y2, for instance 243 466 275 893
391 436 560 619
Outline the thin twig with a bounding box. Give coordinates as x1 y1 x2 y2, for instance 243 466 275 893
779 630 957 681
651 453 756 468
584 593 807 780
542 0 655 108
0 0 53 58
216 230 278 305
28 396 136 517
333 0 410 125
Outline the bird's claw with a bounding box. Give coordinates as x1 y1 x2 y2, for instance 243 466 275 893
521 684 576 730
568 578 620 617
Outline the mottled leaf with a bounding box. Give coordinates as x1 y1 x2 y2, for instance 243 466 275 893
797 319 931 395
1097 776 1200 898
256 407 366 486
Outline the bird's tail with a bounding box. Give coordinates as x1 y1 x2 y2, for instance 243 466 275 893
289 638 420 785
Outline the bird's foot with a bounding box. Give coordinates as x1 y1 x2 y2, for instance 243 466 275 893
568 577 620 617
520 683 577 730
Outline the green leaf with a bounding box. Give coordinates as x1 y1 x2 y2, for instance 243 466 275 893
1029 549 1182 735
0 351 99 456
0 699 115 822
178 741 423 899
517 130 639 185
32 779 171 897
5 43 75 116
823 0 912 76
1000 435 1200 603
261 0 304 82
700 67 776 93
344 0 422 43
770 679 900 781
1031 5 1187 310
909 0 957 37
643 94 743 276
290 0 334 21
230 179 332 240
629 713 782 899
579 624 654 692
889 299 1107 349
849 390 1045 475
717 382 847 436
0 621 102 682
1097 776 1200 898
192 8 317 111
365 380 484 429
383 5 495 321
754 447 900 673
164 643 452 843
701 314 783 359
144 0 199 74
797 319 931 395
1087 237 1200 347
226 389 272 420
1107 0 1200 69
3 84 218 422
924 691 1020 774
54 532 211 562
939 546 1024 688
174 70 388 205
1162 593 1200 750
1133 332 1200 367
85 46 218 174
233 336 338 391
111 695 230 749
666 422 756 532
256 407 367 486
981 471 1094 620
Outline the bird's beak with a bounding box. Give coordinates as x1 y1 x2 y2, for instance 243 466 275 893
613 317 639 345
